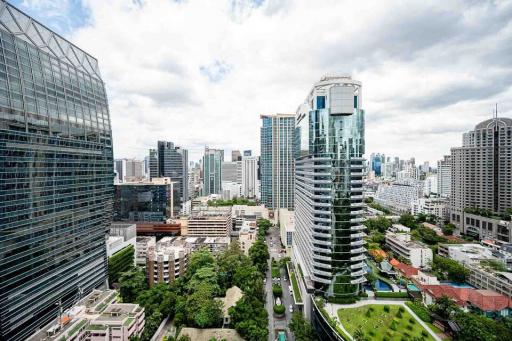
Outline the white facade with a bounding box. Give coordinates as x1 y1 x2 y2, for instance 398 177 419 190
411 197 448 219
423 175 438 196
438 243 496 266
222 181 242 200
135 236 156 267
238 221 257 255
375 179 423 213
437 155 451 198
385 232 433 268
278 208 295 257
241 156 258 199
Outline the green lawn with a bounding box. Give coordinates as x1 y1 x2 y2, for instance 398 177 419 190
337 305 435 341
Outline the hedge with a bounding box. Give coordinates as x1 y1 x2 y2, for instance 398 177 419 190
374 291 409 298
272 284 283 297
327 296 357 304
405 301 432 323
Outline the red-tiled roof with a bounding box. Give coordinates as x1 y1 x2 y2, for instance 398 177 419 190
390 259 419 278
421 285 511 312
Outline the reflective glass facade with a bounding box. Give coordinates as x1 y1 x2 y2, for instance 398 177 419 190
0 2 113 339
260 114 295 209
114 183 172 222
294 76 366 298
202 147 222 195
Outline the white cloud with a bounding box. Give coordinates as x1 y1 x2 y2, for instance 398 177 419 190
65 0 512 163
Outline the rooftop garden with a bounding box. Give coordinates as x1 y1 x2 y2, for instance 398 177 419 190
86 324 108 331
67 320 87 337
207 198 258 206
464 207 512 221
479 259 507 272
123 317 135 327
337 304 435 341
290 271 302 303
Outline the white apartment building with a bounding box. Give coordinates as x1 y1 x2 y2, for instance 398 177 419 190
385 232 433 268
397 166 419 181
411 197 449 220
186 207 233 237
238 221 257 255
221 161 242 183
241 156 259 199
375 179 423 213
437 155 451 198
467 264 512 298
423 175 438 196
146 238 189 287
107 223 136 263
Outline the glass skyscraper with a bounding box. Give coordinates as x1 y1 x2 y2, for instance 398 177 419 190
157 141 188 207
260 113 295 209
202 147 223 195
294 76 366 298
0 2 113 339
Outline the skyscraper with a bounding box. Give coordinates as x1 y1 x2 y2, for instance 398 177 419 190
242 156 258 198
294 76 366 298
157 141 188 205
203 147 223 195
0 3 113 339
260 113 295 209
149 148 158 179
437 155 451 198
221 160 242 183
450 117 512 231
231 149 242 161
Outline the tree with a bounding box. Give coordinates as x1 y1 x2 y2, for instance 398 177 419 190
187 266 220 295
364 216 392 233
248 239 270 273
136 283 176 318
217 241 251 290
289 312 318 341
141 309 163 341
433 256 469 283
229 295 268 341
430 295 459 319
453 311 509 341
233 265 264 299
353 326 365 341
442 223 455 236
187 249 216 277
186 282 223 328
399 213 417 228
118 268 147 303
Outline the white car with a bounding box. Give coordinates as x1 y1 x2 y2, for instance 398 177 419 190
289 305 293 313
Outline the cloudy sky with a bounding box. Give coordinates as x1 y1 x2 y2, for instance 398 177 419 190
16 0 512 164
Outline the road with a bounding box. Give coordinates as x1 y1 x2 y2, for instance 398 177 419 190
265 225 296 341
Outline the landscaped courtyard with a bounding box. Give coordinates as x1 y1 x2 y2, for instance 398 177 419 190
337 304 435 341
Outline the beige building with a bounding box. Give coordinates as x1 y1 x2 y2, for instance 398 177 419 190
238 221 257 254
385 231 433 268
135 236 156 267
187 207 232 237
467 263 512 298
279 208 295 256
147 238 189 287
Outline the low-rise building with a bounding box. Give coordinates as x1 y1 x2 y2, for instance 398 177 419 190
153 236 230 254
107 223 137 264
135 236 156 267
463 212 512 243
187 207 232 237
28 290 145 341
146 239 189 287
438 243 496 266
375 179 423 213
279 208 295 256
467 263 512 298
385 232 433 268
238 221 257 254
411 197 448 220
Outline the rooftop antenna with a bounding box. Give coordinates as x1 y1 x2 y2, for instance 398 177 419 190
495 103 498 118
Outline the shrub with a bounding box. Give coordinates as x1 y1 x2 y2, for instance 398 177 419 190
398 306 405 313
369 306 375 312
396 310 403 318
272 285 282 297
421 330 429 337
383 305 390 313
327 296 357 304
365 309 372 317
369 330 376 337
273 304 285 314
409 318 416 324
375 291 409 298
406 324 413 331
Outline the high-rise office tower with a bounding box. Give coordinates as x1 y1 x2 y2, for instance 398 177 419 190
0 3 113 339
437 155 451 198
294 76 366 298
203 147 223 195
157 141 188 204
450 117 512 230
242 156 258 198
114 158 143 182
231 149 242 161
260 113 295 209
221 160 242 183
149 148 158 179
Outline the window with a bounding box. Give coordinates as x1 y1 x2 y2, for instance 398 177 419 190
316 96 325 109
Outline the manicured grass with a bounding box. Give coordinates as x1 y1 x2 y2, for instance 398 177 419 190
337 305 435 341
272 266 280 278
290 271 302 303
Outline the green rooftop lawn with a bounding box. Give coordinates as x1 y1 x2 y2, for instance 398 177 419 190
290 271 302 303
123 317 135 327
337 304 435 341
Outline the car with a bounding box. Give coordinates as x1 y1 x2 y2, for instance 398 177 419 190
263 278 267 284
289 305 293 313
288 285 292 294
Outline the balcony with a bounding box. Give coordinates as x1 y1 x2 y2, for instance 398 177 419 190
350 240 366 247
350 232 366 239
350 262 366 270
351 276 367 284
350 247 366 254
351 254 367 262
350 225 365 231
351 269 366 277
350 217 365 223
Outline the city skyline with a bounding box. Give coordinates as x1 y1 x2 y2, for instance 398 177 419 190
13 0 512 163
